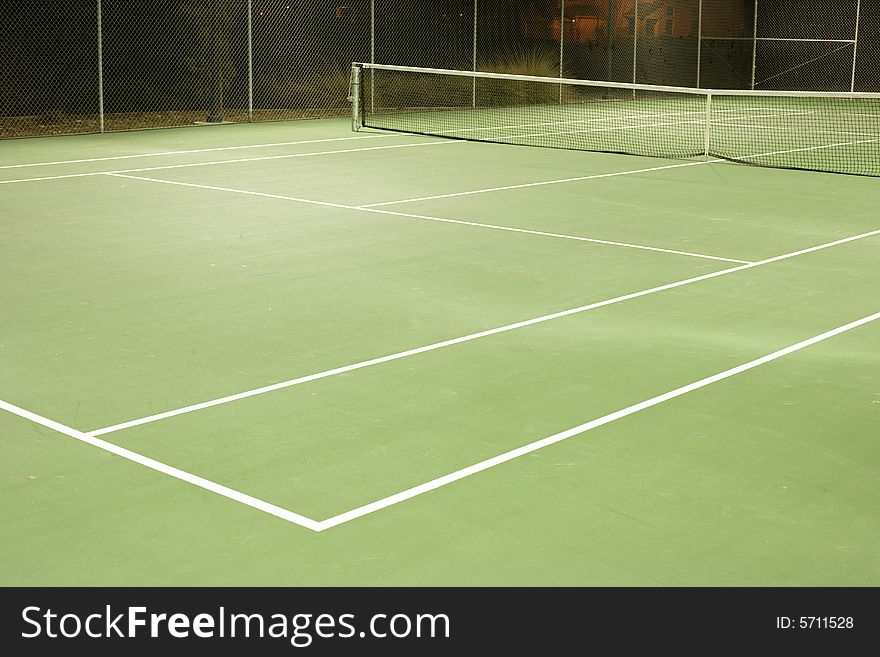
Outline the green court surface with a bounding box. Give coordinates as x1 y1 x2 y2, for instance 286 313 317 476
1 117 878 585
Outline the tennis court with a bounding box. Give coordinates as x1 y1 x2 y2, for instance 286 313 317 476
2 75 879 585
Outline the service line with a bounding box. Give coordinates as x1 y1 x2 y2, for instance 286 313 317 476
0 139 459 185
0 133 394 170
87 224 880 438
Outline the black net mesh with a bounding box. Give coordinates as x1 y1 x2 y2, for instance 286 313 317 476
364 66 708 159
359 64 880 176
710 93 880 176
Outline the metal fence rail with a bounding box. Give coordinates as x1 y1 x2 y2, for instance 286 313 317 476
1 0 878 139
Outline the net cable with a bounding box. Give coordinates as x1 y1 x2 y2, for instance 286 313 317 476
353 62 880 177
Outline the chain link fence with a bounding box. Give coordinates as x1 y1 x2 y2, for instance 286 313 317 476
700 0 864 91
0 2 100 138
2 0 878 139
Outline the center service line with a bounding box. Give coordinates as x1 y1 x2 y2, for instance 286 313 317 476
88 226 880 437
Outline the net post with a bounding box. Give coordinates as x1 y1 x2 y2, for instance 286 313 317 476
97 0 104 133
349 64 362 132
703 92 712 157
851 0 862 92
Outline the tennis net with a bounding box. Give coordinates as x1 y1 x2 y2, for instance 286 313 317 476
351 63 880 177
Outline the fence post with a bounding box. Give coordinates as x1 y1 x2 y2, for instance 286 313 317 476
632 0 639 86
97 0 104 133
370 0 376 113
559 0 565 103
696 0 702 88
206 0 223 122
606 0 616 81
472 0 478 107
632 0 638 97
247 0 253 121
751 0 759 90
851 0 861 92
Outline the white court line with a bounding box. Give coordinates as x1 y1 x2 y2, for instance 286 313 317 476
105 172 748 264
715 123 878 139
432 106 787 136
360 138 879 208
0 139 459 185
363 206 752 264
6 309 877 532
0 105 802 171
106 173 362 211
87 226 880 437
729 138 880 162
318 308 880 530
0 398 322 532
360 159 722 208
0 134 394 170
488 111 811 143
0 108 818 186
